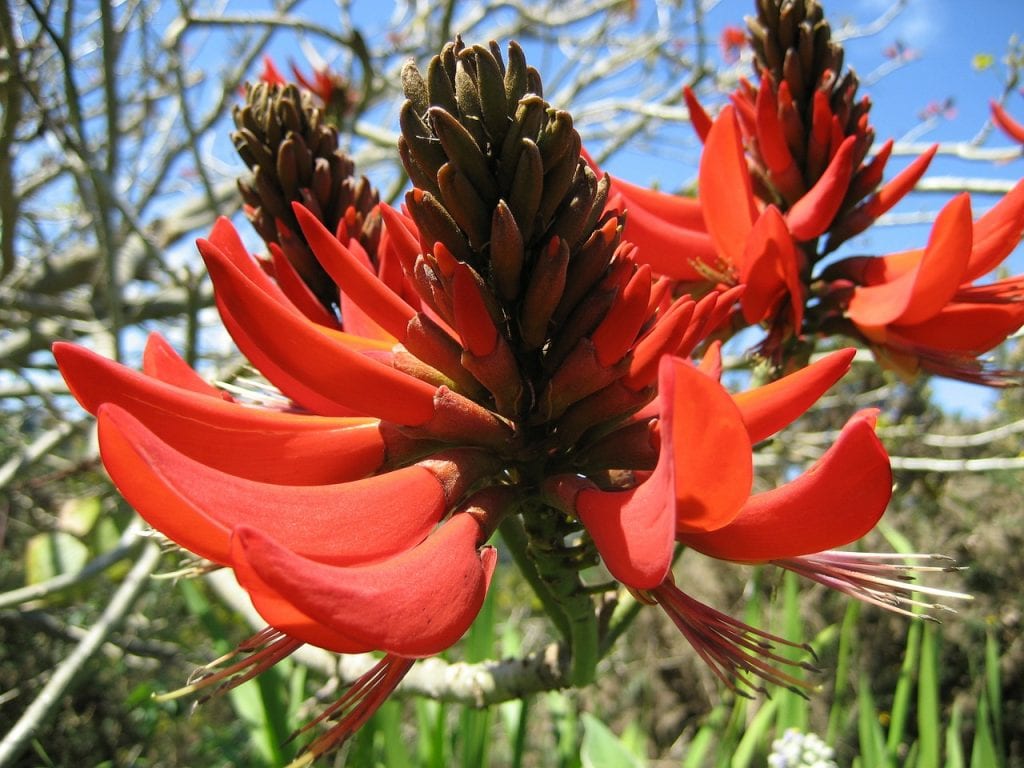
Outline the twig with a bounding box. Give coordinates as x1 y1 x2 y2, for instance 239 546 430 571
0 542 162 767
0 422 79 491
0 528 143 610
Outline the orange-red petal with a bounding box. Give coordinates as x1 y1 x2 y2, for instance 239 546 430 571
732 348 855 444
738 206 803 328
661 355 753 534
141 333 231 400
229 514 495 657
847 194 973 328
96 405 443 567
964 178 1024 282
55 342 384 485
699 106 757 267
891 301 1024 355
294 204 415 340
202 239 438 424
679 411 891 561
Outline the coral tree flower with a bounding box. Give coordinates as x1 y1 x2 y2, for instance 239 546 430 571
54 36 939 762
591 1 1024 383
823 182 1024 383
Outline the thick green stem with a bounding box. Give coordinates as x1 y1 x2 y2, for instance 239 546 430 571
516 499 599 687
499 515 571 641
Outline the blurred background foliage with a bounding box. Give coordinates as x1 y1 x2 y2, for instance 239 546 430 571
1 0 1023 766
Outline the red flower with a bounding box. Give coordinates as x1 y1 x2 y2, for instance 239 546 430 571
53 38 952 761
719 25 747 64
825 182 1024 384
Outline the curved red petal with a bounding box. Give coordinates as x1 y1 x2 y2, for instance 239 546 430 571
892 302 1024 355
619 198 715 281
203 242 437 424
964 178 1024 282
267 242 340 327
609 174 707 231
592 264 652 366
991 100 1024 144
680 411 892 561
738 206 803 328
683 85 712 143
205 218 290 305
847 194 973 328
294 204 415 340
96 405 443 567
141 333 231 400
662 356 753 534
699 107 757 267
732 348 855 444
229 514 492 658
54 342 384 485
785 135 856 241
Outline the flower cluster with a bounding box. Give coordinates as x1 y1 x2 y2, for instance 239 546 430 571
597 0 1024 383
54 7 983 764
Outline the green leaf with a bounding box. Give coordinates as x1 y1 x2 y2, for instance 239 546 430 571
57 496 102 537
731 698 778 768
970 693 999 768
857 673 886 768
24 531 89 584
580 712 646 768
972 53 995 71
945 699 966 768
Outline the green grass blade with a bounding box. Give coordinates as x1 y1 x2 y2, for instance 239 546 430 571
580 712 646 768
416 698 450 768
682 702 728 768
378 699 415 768
775 571 809 733
970 693 999 768
945 699 965 768
857 672 886 768
984 621 1004 764
827 600 861 745
731 698 778 768
460 583 497 768
885 619 922 759
916 623 940 768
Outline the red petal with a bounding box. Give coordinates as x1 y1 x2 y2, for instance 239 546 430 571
891 301 1024 355
732 348 855 443
54 342 384 485
619 198 716 281
574 470 674 590
964 178 1024 281
738 206 804 328
141 333 230 400
683 85 712 142
847 194 973 327
96 405 442 566
680 411 891 560
609 175 707 231
203 241 438 424
294 204 415 340
661 355 753 534
229 514 493 657
205 218 290 305
699 107 757 267
592 264 652 366
267 242 340 328
785 135 856 241
991 100 1024 143
697 340 723 380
